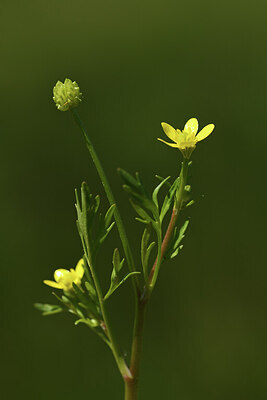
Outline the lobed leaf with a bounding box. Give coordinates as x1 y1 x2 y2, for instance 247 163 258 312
165 220 190 260
104 272 141 300
72 283 100 317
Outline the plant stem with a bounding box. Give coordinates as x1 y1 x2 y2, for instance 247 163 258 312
85 251 131 380
148 159 189 289
125 159 189 397
71 109 140 292
124 297 147 400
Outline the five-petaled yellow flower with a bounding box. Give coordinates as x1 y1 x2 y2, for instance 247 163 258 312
44 259 85 292
158 118 215 159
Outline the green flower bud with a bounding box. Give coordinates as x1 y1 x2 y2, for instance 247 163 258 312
184 185 191 193
53 78 82 111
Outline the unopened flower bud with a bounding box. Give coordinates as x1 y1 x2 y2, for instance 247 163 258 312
184 185 191 193
53 78 82 111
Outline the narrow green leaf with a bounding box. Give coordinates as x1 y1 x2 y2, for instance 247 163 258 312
135 172 149 197
143 242 156 279
73 283 89 304
85 281 98 303
123 185 144 202
34 303 64 316
75 188 81 213
173 220 189 248
104 272 141 300
98 221 115 245
59 293 84 317
52 292 71 307
169 244 183 259
129 199 152 222
81 255 93 285
185 200 195 208
165 220 189 260
152 176 170 207
112 248 121 274
141 227 150 270
72 283 99 316
106 221 115 234
135 217 150 224
94 194 100 213
117 168 140 190
104 204 116 228
160 176 180 222
155 175 172 188
120 170 158 215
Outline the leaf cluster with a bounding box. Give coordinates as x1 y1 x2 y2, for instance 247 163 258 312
75 181 116 263
104 248 140 300
118 168 191 287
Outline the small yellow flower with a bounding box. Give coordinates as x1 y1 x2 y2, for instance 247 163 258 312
44 259 85 292
158 118 215 158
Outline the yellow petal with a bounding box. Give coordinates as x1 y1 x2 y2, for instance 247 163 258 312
161 122 179 143
196 124 215 142
54 269 69 282
157 138 179 148
75 258 85 279
43 280 63 289
184 118 198 135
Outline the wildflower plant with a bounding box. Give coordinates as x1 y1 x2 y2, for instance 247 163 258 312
35 78 215 399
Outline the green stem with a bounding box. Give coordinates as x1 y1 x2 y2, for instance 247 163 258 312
148 158 189 291
85 251 131 380
71 109 140 292
124 298 147 400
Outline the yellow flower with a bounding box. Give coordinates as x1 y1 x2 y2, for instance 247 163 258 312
44 259 85 292
158 118 215 158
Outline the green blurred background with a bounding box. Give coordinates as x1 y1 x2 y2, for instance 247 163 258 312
1 0 267 398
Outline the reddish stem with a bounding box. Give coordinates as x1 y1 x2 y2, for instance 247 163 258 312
148 207 178 283
148 158 189 285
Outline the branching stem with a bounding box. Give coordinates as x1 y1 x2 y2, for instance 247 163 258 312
71 109 189 399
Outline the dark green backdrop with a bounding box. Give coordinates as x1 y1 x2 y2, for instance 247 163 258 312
1 0 267 399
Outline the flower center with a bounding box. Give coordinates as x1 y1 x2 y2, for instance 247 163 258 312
177 130 197 149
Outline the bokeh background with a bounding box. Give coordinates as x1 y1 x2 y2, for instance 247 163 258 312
1 0 267 398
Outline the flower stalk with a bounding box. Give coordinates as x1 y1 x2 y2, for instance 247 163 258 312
70 108 140 293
